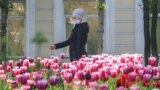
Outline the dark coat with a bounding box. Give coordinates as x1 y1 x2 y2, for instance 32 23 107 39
55 22 89 61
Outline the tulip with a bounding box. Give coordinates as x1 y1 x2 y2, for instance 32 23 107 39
36 80 48 90
34 74 43 82
143 74 152 83
12 68 20 76
137 70 144 78
61 53 65 59
98 84 108 90
8 60 14 67
21 85 31 90
62 63 69 69
89 82 97 90
63 72 73 83
110 69 117 78
129 86 139 90
116 86 126 90
76 70 85 81
128 72 136 82
23 59 30 67
77 61 86 70
21 74 28 84
27 80 35 86
48 76 59 86
0 70 4 75
91 72 100 81
0 65 3 70
148 56 157 66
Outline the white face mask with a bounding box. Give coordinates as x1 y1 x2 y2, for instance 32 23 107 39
70 19 81 25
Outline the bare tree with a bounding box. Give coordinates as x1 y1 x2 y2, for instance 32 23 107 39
97 0 105 54
151 0 159 65
0 0 9 61
143 0 151 66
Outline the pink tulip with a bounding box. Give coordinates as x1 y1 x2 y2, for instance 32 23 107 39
12 68 20 76
23 59 30 67
0 70 4 75
21 85 30 90
20 66 28 73
148 56 157 66
50 63 59 70
129 86 139 90
77 61 86 70
62 63 69 69
89 82 97 90
27 79 35 86
128 72 136 82
137 70 144 78
91 72 100 81
16 74 22 83
116 86 126 90
61 53 65 59
36 80 48 90
99 68 108 81
152 67 158 75
143 74 152 83
76 70 85 81
7 60 14 67
0 74 6 80
110 69 117 78
63 72 73 83
0 65 3 70
6 66 11 72
98 84 108 90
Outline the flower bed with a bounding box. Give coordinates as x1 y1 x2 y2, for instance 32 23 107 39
0 53 160 90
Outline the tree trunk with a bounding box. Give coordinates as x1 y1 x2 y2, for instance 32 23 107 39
143 0 151 66
97 0 105 54
151 0 159 66
0 0 9 61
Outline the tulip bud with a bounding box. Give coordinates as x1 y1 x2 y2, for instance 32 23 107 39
98 84 108 90
48 76 59 86
36 80 48 90
148 57 157 66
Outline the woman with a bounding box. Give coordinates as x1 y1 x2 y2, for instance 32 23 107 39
49 8 89 62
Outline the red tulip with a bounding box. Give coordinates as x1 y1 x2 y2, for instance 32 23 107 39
36 80 48 90
148 56 157 66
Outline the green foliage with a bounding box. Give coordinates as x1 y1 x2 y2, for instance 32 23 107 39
95 0 106 10
31 32 48 44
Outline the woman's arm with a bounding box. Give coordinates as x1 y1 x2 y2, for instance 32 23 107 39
55 37 71 49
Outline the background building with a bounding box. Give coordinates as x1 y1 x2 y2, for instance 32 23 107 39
5 0 160 58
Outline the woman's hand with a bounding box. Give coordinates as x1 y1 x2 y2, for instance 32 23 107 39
49 44 56 50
